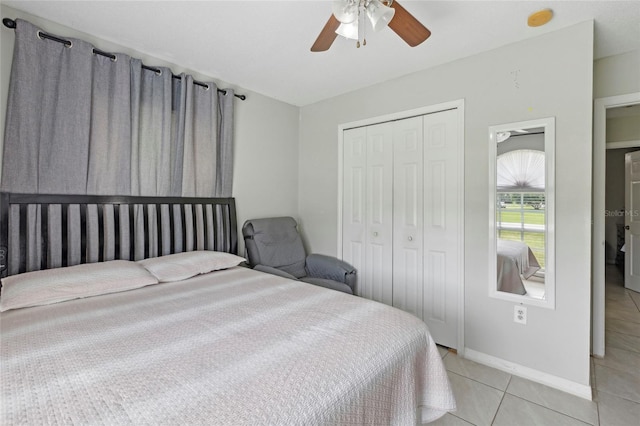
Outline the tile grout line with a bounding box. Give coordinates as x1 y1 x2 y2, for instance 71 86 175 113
444 370 510 394
494 374 514 424
489 383 508 426
592 358 601 426
446 367 599 424
500 387 599 425
603 336 640 355
594 346 640 370
591 356 598 396
605 300 640 315
601 270 640 425
596 387 640 406
444 369 506 425
627 289 640 312
446 412 475 425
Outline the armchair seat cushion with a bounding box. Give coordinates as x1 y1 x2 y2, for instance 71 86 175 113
301 277 353 295
253 264 298 280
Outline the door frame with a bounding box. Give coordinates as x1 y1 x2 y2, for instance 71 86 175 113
592 92 640 357
336 99 465 354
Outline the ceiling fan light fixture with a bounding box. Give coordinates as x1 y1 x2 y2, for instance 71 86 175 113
497 131 512 143
335 21 360 40
332 0 358 24
312 0 430 52
366 0 396 31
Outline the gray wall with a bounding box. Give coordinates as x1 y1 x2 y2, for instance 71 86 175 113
0 5 301 257
298 22 594 387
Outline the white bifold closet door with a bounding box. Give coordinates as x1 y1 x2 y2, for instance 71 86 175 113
342 109 460 349
421 109 460 349
392 116 424 318
342 123 394 305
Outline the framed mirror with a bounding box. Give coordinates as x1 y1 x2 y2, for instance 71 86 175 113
489 117 555 309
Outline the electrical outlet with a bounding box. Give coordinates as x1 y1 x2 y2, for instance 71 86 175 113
514 305 527 325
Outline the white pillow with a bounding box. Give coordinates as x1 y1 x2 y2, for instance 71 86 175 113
0 260 159 312
138 251 246 282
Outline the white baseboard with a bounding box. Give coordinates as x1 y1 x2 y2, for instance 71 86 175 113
463 348 593 401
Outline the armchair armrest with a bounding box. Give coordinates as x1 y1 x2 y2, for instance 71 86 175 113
254 264 298 280
305 254 357 290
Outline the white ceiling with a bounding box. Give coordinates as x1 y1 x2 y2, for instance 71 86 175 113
3 1 639 106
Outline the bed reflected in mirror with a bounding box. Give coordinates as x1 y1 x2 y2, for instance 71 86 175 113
489 117 556 309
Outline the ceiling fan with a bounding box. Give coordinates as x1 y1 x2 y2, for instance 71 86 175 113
311 0 431 52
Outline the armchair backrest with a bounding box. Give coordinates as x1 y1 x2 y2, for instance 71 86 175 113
242 217 307 278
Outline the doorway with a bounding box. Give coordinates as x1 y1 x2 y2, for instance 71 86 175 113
605 147 639 285
593 93 640 357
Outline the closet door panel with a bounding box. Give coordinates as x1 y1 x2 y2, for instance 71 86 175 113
366 123 393 305
423 109 460 349
343 127 367 295
426 250 447 321
392 116 424 318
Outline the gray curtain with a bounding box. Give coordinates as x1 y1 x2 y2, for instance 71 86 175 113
1 19 235 268
2 19 235 198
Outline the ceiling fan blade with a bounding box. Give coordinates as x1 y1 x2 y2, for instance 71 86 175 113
388 1 431 47
311 15 341 52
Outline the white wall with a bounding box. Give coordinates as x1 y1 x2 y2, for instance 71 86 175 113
233 92 299 255
594 49 640 98
0 5 300 256
606 115 640 142
299 22 594 388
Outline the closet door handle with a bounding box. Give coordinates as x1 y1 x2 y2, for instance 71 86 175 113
373 231 378 237
625 225 630 230
408 236 413 241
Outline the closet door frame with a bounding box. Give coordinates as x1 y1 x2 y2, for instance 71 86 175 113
337 99 466 354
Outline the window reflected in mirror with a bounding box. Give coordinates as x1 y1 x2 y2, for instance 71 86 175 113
489 118 555 309
497 130 545 298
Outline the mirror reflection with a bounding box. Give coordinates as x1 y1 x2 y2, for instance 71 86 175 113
496 127 546 299
490 117 554 307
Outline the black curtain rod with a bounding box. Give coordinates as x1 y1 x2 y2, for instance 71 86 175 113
2 18 246 101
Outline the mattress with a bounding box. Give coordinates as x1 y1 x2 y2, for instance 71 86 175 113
1 266 455 425
497 239 540 279
497 239 541 295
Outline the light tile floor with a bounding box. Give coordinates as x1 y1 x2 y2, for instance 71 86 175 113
432 265 640 425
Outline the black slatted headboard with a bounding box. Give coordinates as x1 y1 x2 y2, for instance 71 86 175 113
0 192 238 278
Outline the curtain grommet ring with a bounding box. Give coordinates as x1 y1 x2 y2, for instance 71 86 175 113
37 30 72 48
204 84 210 91
110 54 117 63
155 69 162 76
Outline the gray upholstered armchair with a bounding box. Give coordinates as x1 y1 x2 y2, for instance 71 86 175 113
242 217 357 294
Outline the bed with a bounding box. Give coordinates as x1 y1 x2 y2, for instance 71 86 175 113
0 192 455 425
496 239 541 295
